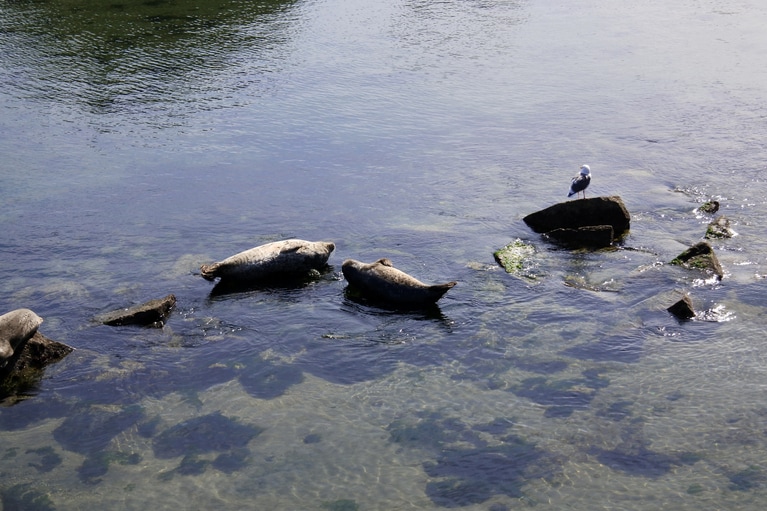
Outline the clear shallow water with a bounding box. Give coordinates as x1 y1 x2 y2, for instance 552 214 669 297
1 0 767 509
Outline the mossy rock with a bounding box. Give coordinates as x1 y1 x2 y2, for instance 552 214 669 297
670 242 723 280
697 200 719 214
705 216 735 239
493 239 539 279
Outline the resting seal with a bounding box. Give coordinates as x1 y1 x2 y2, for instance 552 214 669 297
200 239 335 282
0 308 43 362
341 258 456 306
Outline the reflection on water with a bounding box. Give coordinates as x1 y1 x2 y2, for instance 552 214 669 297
2 0 767 509
2 0 297 120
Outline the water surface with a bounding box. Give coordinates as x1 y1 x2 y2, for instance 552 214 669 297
2 0 767 509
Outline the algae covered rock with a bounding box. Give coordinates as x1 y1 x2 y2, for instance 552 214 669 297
697 200 720 214
670 242 723 280
493 239 539 279
705 216 735 239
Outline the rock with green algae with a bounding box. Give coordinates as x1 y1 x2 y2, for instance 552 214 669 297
697 200 720 214
493 239 539 280
670 242 723 280
705 215 735 239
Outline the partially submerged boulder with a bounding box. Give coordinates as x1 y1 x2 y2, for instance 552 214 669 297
670 242 723 280
523 196 630 247
99 294 176 327
667 294 696 320
705 216 735 239
0 309 74 400
697 200 720 214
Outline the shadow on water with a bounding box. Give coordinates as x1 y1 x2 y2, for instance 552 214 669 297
341 287 452 321
206 267 335 299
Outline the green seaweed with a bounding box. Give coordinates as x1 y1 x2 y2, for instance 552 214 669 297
493 239 539 279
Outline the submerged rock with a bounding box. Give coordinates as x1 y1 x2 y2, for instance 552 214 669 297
152 411 263 459
523 196 630 247
99 294 176 327
493 239 538 278
670 242 724 280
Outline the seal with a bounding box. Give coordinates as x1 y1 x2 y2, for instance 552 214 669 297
200 239 335 282
0 308 43 363
341 258 456 306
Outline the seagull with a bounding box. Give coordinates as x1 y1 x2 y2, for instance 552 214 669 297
568 164 591 199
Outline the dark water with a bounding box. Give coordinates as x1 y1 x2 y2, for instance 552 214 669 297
2 0 767 509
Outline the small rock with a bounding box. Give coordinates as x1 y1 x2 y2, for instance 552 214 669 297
668 294 696 320
493 239 537 277
705 216 735 239
697 200 720 214
99 294 176 327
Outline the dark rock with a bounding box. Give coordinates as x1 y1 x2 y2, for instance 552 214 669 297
705 216 735 239
523 196 630 244
99 294 176 327
0 331 74 401
698 200 720 214
667 294 696 320
546 225 614 248
670 242 724 280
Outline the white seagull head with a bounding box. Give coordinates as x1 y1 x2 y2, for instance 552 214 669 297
580 164 591 175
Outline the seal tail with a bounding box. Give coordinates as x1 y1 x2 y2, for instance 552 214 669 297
428 281 457 300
